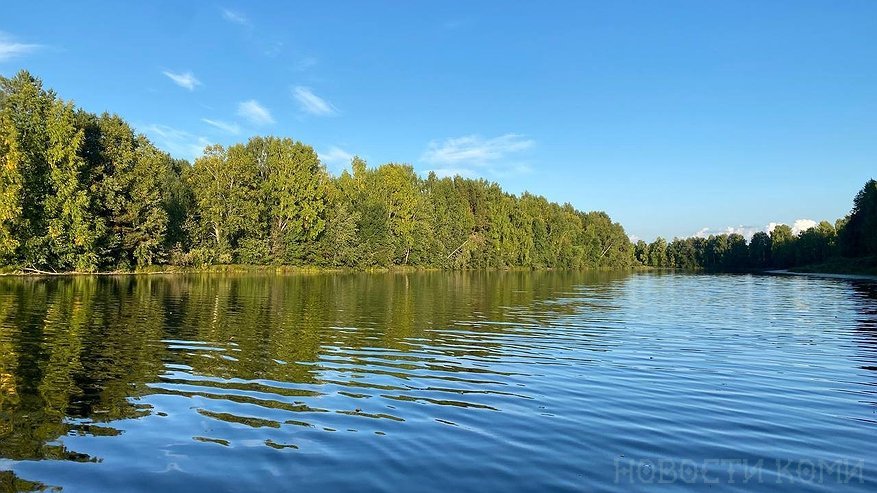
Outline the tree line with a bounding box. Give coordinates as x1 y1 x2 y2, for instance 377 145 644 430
0 71 635 272
635 179 877 271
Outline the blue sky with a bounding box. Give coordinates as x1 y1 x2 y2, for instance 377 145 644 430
1 1 875 241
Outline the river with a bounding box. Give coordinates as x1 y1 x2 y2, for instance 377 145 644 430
0 272 874 491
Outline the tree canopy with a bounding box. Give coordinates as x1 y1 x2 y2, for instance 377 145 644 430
0 71 635 272
2 71 872 274
636 181 876 272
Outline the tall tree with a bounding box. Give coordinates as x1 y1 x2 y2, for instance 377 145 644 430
244 136 329 263
368 163 431 265
44 100 103 270
0 71 53 267
770 225 795 268
748 231 772 268
187 144 260 262
839 179 877 257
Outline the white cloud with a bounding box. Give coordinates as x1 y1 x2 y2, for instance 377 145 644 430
694 218 820 241
292 86 337 116
422 134 533 166
791 219 818 235
162 70 201 91
221 8 249 25
768 219 818 235
318 146 354 170
237 100 274 125
140 124 210 161
693 225 762 241
0 32 42 61
420 133 534 178
201 118 240 135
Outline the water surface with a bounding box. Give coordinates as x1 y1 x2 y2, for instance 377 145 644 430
0 272 875 491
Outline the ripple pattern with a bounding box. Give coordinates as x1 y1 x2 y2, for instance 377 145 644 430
0 272 875 492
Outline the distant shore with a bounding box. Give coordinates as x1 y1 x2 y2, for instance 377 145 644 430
765 269 877 282
765 256 877 281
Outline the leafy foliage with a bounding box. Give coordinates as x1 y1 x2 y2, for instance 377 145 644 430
0 72 635 271
638 180 877 271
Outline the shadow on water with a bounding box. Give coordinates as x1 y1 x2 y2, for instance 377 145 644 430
851 282 877 373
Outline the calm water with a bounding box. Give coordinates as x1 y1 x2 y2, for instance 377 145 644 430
0 272 875 492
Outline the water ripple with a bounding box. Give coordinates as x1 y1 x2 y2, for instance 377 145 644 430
0 272 875 491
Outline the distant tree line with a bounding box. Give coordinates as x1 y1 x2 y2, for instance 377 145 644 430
0 71 635 272
635 179 877 271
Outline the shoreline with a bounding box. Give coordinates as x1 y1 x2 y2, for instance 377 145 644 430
0 265 647 278
764 269 877 282
5 265 875 281
0 265 410 277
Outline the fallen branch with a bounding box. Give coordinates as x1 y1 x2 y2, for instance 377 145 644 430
598 241 614 260
447 237 471 259
23 266 64 275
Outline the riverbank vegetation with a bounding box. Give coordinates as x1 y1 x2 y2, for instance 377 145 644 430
2 71 873 276
0 71 634 273
635 179 877 273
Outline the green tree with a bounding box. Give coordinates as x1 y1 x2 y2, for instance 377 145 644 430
725 233 748 270
634 240 648 265
426 174 476 268
796 221 836 265
0 71 648 272
0 71 103 271
44 100 103 270
647 237 668 267
748 231 772 268
770 225 795 268
0 71 53 267
81 115 178 268
369 163 431 265
187 144 261 262
839 179 877 257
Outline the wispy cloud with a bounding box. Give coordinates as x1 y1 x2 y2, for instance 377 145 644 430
162 70 201 91
319 146 354 167
265 41 284 57
140 124 210 161
201 118 240 135
221 8 249 26
0 32 42 62
292 86 337 116
237 100 274 125
422 134 534 166
420 133 534 178
293 56 318 72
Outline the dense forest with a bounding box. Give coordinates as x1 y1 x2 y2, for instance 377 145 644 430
1 71 874 274
635 179 877 271
0 71 635 272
